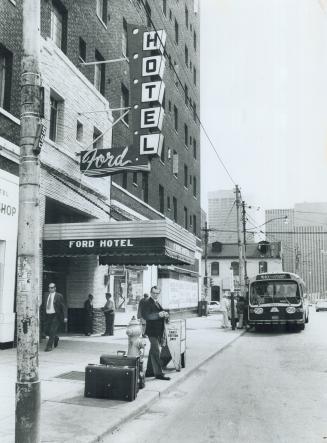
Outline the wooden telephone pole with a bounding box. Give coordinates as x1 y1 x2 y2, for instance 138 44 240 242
15 1 41 441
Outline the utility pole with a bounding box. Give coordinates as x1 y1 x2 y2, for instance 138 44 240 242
234 185 243 330
204 221 209 301
242 201 247 283
16 1 41 442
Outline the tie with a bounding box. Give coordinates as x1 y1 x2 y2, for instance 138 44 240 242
47 293 52 311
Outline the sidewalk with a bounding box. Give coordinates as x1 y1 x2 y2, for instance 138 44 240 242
0 314 244 443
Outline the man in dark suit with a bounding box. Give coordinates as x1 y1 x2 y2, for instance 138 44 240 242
84 294 94 336
142 286 171 381
41 283 67 352
137 293 149 337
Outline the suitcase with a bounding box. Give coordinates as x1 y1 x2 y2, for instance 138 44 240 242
99 351 143 391
84 364 136 401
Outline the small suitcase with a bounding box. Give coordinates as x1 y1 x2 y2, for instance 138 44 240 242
99 352 142 391
84 364 136 401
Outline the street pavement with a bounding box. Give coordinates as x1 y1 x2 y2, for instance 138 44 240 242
104 308 327 443
0 313 243 443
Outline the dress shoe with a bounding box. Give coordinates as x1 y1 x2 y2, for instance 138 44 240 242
45 347 52 352
101 333 109 336
155 375 170 381
54 336 59 348
145 371 154 377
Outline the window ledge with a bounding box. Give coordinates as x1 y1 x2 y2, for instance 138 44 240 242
96 14 108 30
159 159 165 166
184 186 188 191
8 0 16 5
0 107 20 125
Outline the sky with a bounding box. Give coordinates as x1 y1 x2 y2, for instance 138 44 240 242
200 0 327 218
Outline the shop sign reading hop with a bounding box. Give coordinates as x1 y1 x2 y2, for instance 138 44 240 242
80 26 166 177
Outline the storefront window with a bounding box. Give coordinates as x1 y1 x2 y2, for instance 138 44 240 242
112 266 144 312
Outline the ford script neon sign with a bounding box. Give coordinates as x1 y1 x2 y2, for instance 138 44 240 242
80 26 166 178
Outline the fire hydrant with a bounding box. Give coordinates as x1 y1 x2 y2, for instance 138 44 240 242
126 316 146 389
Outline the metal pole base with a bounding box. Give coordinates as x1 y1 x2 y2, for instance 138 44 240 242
15 381 40 443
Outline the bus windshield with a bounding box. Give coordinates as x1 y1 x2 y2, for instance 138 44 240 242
250 281 301 305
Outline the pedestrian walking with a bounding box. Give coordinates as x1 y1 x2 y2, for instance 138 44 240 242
142 286 171 380
219 295 230 328
41 283 67 352
101 293 115 336
137 293 149 337
84 294 94 336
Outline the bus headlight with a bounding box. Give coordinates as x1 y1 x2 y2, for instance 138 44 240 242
286 307 296 314
254 307 263 315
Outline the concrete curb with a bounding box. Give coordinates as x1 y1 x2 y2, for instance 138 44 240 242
92 329 246 442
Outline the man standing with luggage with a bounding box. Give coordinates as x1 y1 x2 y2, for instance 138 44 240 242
42 283 67 352
142 286 171 381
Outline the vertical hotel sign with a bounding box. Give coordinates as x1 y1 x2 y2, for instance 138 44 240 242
128 25 166 158
80 26 166 177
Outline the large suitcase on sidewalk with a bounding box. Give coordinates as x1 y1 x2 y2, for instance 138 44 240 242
99 352 142 391
84 364 136 401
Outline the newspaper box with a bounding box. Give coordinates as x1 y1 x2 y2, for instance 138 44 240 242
165 319 186 371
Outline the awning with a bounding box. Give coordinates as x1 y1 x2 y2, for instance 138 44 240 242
43 220 196 266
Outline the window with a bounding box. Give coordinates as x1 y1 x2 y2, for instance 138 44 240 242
174 19 179 44
0 46 13 111
184 207 188 229
51 0 67 53
193 176 197 197
185 5 189 28
167 196 171 211
145 1 151 27
193 66 197 85
94 50 105 95
189 215 193 227
133 172 138 186
93 127 103 149
184 124 188 146
193 215 197 234
193 31 197 51
169 9 172 21
159 185 164 213
211 262 219 276
184 45 189 66
122 172 127 189
173 197 177 222
193 138 197 159
172 150 178 176
49 96 58 141
96 0 108 25
141 172 148 202
168 100 172 112
173 61 179 87
259 261 268 273
160 140 165 163
193 102 197 122
76 120 83 142
231 261 239 276
174 105 178 131
121 84 129 125
184 164 188 187
184 84 188 105
79 37 86 62
122 18 128 56
162 92 166 110
162 0 167 16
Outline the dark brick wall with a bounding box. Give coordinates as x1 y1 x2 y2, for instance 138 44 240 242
1 0 201 237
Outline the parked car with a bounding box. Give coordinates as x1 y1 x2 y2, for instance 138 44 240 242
315 299 327 312
208 301 221 313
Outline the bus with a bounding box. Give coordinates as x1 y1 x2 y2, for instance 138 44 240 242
247 272 309 331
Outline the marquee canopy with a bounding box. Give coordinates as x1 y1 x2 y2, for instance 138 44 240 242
43 219 196 266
